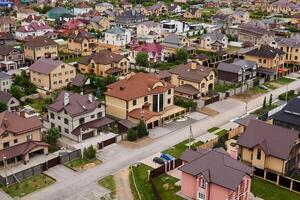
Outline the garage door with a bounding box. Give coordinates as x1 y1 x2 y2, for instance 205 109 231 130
82 131 94 140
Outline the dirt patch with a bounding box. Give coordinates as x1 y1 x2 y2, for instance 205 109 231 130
199 107 219 117
119 137 154 149
114 168 134 200
232 91 261 102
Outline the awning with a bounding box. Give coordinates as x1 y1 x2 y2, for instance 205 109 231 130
72 117 114 136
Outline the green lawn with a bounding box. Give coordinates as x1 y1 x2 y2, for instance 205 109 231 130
263 82 277 90
162 138 202 158
250 86 269 94
129 164 156 200
0 174 55 198
98 175 116 199
153 174 183 200
251 177 300 200
251 104 278 117
215 129 228 137
207 127 219 133
62 56 83 63
272 77 294 85
24 98 53 113
64 158 101 171
214 83 236 93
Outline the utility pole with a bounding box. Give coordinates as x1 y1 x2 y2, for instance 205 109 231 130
3 156 8 187
189 125 194 150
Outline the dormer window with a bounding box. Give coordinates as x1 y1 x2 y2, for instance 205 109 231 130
199 178 206 189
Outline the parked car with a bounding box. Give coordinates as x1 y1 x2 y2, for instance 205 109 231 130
258 85 269 90
160 153 175 161
153 157 166 165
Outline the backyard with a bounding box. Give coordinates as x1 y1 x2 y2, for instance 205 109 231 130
251 177 300 200
162 139 203 158
24 97 53 113
0 174 55 198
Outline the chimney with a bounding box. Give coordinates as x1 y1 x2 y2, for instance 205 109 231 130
64 93 70 106
191 62 197 70
88 94 93 103
3 118 8 128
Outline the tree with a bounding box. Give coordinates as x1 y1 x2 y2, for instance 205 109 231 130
127 129 138 141
269 94 273 106
135 52 149 68
0 101 7 112
83 145 96 160
136 120 148 138
10 85 24 99
175 48 188 63
44 128 60 146
262 97 267 109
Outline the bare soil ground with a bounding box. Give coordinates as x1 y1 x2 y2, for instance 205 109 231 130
119 137 154 149
199 107 219 117
114 168 133 200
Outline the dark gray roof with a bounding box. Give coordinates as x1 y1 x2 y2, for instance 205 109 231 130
277 34 300 48
245 45 285 58
272 97 300 127
0 72 10 80
0 46 22 56
217 59 256 73
0 91 13 104
234 114 257 127
201 32 226 43
175 84 199 96
48 91 99 118
72 74 86 87
163 33 181 45
29 58 64 74
72 117 114 136
179 148 253 191
237 120 299 160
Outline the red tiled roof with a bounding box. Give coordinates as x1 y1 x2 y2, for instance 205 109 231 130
128 108 161 121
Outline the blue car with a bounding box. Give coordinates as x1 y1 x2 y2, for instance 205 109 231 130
160 153 175 161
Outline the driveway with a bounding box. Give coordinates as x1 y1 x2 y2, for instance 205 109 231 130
44 165 77 182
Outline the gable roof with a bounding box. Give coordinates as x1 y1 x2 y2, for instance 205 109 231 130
0 46 22 56
24 36 57 48
237 120 299 160
0 91 13 104
29 58 65 75
68 29 95 42
244 45 285 58
79 50 125 65
0 72 10 80
217 59 256 73
179 148 253 191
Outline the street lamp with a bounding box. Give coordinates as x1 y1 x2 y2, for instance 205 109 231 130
3 156 8 187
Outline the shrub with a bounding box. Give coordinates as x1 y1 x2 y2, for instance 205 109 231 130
278 90 297 101
83 145 96 160
127 129 138 141
136 120 148 138
174 98 197 110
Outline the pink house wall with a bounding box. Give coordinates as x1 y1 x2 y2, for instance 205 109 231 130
181 172 197 199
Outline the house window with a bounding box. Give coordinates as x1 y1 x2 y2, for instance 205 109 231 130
97 112 102 118
168 89 171 94
259 59 262 63
3 142 9 149
198 192 205 200
144 96 148 102
14 139 18 144
263 59 266 64
27 134 32 141
199 178 206 189
64 118 69 125
201 83 205 88
51 123 55 128
61 65 65 69
79 118 85 125
58 126 61 132
133 100 137 106
295 56 298 60
50 113 55 119
209 75 213 80
91 115 95 119
64 128 69 134
257 148 261 160
168 98 171 104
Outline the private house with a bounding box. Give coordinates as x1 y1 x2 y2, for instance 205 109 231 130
272 97 300 131
67 29 97 55
148 2 168 16
0 111 48 164
237 22 275 46
61 19 85 30
237 120 300 175
29 58 76 91
73 2 93 15
21 15 44 26
0 45 24 71
79 50 128 77
0 17 16 33
95 2 113 12
161 33 190 59
115 10 146 27
88 16 110 32
161 20 190 34
15 22 54 41
179 148 253 200
168 3 181 13
0 91 20 112
0 72 11 92
24 36 58 61
291 13 300 24
183 7 202 19
104 73 185 129
199 32 228 51
136 21 162 43
244 45 286 70
45 92 112 142
267 0 300 15
47 6 72 20
212 10 250 27
217 59 257 83
104 27 131 47
169 62 215 100
17 8 39 21
131 43 164 63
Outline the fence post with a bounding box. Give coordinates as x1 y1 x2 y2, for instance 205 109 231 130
290 180 293 190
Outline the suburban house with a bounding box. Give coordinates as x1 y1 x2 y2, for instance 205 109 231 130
115 10 145 27
73 2 93 15
24 36 58 61
217 59 257 83
0 72 11 92
212 10 250 26
29 58 76 91
17 8 39 21
161 20 190 34
272 97 300 131
179 148 253 200
0 17 16 33
169 62 215 100
87 16 110 32
199 32 228 51
0 111 48 164
79 50 129 77
136 21 162 43
104 27 131 47
21 15 44 26
61 19 85 31
95 2 114 12
237 120 300 175
237 22 275 46
244 45 286 70
45 91 112 142
15 22 54 41
131 43 164 63
0 91 20 112
0 45 24 71
67 29 97 55
267 0 300 15
104 73 185 129
161 33 190 59
183 7 202 19
148 2 168 16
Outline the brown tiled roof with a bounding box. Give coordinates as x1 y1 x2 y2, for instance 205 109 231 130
48 91 99 118
79 50 124 65
0 111 43 135
244 45 285 58
24 36 57 48
72 74 86 87
29 58 64 75
0 17 16 26
0 141 48 160
105 73 175 101
72 117 114 136
0 91 13 104
179 148 253 191
175 84 199 96
128 108 161 121
234 114 257 127
237 120 299 160
169 62 212 83
68 29 95 42
105 67 122 74
0 45 22 56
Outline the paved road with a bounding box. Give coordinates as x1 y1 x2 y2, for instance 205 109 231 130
22 79 300 200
